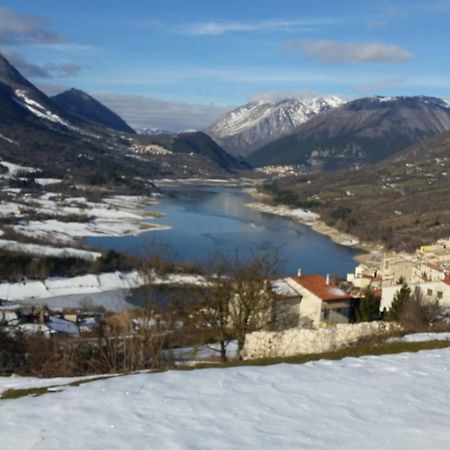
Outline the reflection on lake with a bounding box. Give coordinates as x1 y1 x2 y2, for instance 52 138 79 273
86 186 357 277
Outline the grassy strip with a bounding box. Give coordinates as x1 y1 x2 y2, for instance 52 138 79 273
0 375 118 400
3 338 450 400
178 338 450 370
1 386 55 400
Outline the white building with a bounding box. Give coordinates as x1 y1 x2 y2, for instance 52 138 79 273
282 275 355 328
381 279 450 311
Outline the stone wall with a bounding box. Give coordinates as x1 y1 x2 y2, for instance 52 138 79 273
242 322 397 360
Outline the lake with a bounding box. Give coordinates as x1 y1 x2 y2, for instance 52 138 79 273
86 185 357 277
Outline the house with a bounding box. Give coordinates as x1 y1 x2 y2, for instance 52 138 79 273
381 278 450 311
347 264 381 291
274 274 355 328
382 253 417 286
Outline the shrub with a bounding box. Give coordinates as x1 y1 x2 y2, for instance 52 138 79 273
386 283 411 322
398 287 440 331
356 289 381 322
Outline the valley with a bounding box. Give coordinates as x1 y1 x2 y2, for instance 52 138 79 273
2 2 450 449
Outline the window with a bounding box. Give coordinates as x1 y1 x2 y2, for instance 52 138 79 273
322 308 330 320
437 291 443 299
427 289 433 296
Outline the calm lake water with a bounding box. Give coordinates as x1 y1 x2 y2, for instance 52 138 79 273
86 185 357 277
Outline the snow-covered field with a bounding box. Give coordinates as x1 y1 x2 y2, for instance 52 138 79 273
0 271 145 302
247 201 319 223
9 194 169 244
1 348 450 449
390 332 450 343
0 271 207 310
0 239 101 261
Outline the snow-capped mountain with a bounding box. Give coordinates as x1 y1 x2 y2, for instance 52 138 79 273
248 95 450 170
206 96 346 156
137 127 173 135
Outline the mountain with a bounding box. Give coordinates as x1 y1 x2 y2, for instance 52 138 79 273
138 127 172 135
0 53 241 186
206 96 345 156
52 88 135 134
134 131 248 170
248 96 450 170
269 129 450 251
0 53 76 130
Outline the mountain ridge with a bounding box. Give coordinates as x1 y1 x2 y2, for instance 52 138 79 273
268 127 450 251
52 88 135 134
248 95 450 170
206 96 346 156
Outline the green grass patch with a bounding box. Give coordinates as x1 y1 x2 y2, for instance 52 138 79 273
0 375 117 401
1 386 56 400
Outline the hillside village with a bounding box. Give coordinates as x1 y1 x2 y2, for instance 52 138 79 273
2 233 450 369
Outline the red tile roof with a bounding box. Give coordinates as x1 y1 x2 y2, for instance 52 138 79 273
290 275 353 302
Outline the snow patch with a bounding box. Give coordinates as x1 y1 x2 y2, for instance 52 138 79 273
14 90 71 128
0 271 145 302
1 349 450 448
0 134 19 146
0 239 101 261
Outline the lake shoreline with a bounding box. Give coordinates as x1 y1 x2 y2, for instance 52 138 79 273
244 187 384 267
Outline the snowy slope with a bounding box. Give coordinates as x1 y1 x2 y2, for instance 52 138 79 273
2 348 450 449
206 96 346 156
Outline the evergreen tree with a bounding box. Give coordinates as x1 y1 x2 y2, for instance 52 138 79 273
356 289 381 322
387 283 411 322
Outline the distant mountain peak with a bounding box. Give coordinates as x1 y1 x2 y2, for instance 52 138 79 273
52 88 135 133
248 95 450 170
206 96 346 156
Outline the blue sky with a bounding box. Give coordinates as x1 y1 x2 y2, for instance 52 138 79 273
1 0 450 129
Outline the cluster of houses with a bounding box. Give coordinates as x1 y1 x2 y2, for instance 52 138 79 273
0 300 103 337
256 164 305 177
270 237 450 329
130 143 172 156
2 237 450 338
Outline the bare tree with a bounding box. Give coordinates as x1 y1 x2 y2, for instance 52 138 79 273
228 250 278 358
196 255 234 362
196 249 279 362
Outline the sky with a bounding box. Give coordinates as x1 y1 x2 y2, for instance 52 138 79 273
1 0 450 130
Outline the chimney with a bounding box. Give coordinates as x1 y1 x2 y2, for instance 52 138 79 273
297 268 302 276
326 274 331 285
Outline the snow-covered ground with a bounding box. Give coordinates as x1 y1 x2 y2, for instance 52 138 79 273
0 271 207 310
1 348 450 449
0 374 115 396
13 218 167 243
14 89 71 128
0 160 37 176
247 201 319 223
0 239 101 260
10 194 169 244
0 271 145 302
17 289 134 312
389 332 450 343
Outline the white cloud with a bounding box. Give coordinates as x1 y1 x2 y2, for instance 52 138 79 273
285 39 412 64
1 49 83 79
85 93 234 131
249 90 345 103
0 6 65 45
183 19 338 35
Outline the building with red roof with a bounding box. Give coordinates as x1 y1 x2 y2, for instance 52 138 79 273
279 274 355 327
